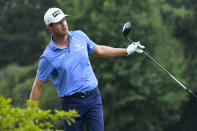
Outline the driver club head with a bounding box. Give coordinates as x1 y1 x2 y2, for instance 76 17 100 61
122 22 131 37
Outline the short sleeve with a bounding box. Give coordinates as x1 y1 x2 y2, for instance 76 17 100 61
36 56 54 82
79 31 96 53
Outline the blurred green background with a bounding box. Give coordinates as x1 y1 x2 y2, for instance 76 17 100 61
0 0 197 130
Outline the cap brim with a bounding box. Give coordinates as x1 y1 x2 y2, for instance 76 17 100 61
65 14 71 17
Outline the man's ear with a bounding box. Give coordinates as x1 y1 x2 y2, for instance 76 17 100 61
46 24 52 31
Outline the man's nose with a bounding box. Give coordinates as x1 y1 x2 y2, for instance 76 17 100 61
62 21 67 26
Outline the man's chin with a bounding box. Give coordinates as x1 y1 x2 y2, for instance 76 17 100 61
63 31 68 35
60 32 68 36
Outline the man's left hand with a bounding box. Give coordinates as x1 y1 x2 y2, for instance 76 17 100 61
126 41 145 55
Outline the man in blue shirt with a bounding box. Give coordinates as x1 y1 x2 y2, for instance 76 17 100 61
29 7 145 131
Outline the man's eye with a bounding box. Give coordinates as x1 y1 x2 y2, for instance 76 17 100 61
57 21 61 24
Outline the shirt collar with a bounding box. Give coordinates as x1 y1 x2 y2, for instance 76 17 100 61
50 31 73 51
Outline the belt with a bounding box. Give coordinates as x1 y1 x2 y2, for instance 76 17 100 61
63 87 98 98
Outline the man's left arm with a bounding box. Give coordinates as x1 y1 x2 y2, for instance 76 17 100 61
91 45 127 57
91 42 145 57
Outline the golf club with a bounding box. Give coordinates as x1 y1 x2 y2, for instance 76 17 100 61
122 22 197 99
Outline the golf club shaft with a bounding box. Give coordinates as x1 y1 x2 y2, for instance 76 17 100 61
143 51 197 98
125 35 197 98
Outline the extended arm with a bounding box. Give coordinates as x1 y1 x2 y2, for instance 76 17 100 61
29 78 45 101
91 42 145 57
91 45 127 57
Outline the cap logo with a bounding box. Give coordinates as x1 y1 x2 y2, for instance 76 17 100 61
52 10 61 17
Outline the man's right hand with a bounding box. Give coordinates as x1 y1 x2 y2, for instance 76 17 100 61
126 41 145 55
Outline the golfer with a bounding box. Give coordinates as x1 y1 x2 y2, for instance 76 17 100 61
29 7 145 131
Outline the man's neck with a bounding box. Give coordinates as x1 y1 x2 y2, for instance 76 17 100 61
53 34 69 47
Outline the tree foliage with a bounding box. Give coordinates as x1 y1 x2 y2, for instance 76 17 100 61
161 0 197 130
0 97 79 131
0 0 57 67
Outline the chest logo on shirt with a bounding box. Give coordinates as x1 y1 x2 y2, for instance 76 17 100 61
59 54 65 59
74 43 84 51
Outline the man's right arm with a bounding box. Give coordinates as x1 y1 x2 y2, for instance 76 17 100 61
29 78 45 101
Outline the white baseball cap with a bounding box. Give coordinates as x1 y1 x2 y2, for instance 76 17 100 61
44 8 70 25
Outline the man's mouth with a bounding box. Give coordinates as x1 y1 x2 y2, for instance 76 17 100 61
63 28 67 32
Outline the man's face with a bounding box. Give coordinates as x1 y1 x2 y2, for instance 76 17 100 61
48 18 68 36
